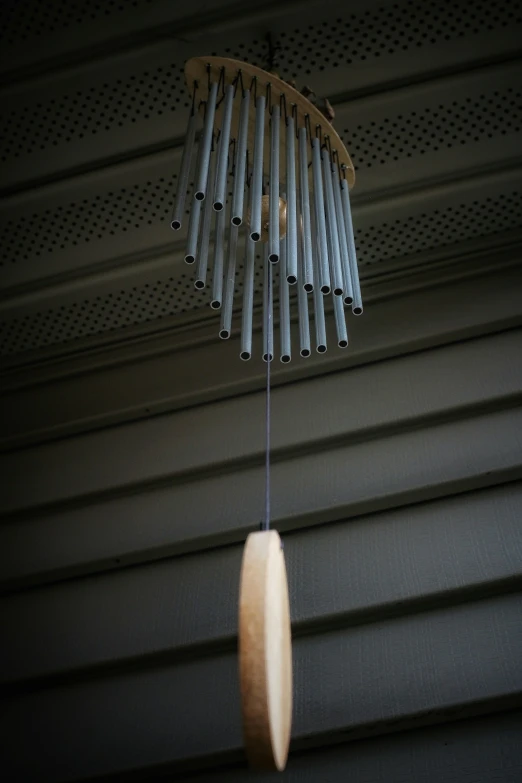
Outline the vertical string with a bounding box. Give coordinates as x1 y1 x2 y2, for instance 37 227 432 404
263 261 272 531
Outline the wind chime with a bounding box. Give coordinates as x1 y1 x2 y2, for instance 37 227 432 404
171 55 362 772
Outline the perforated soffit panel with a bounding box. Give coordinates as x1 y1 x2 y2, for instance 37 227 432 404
0 0 521 364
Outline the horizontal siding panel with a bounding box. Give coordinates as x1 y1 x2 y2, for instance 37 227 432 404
1 482 522 686
0 0 280 77
178 710 522 783
2 261 522 449
1 404 522 589
3 593 522 781
2 328 522 515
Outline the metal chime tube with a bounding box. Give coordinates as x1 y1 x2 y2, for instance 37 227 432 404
231 89 250 226
173 62 365 364
333 172 353 304
311 206 327 352
185 199 202 264
298 127 314 292
250 95 266 242
184 134 205 264
311 137 330 294
285 116 298 284
269 105 280 263
341 179 363 315
240 237 255 360
171 111 197 230
333 292 348 348
195 81 218 201
322 147 344 297
220 223 239 338
280 236 291 362
195 149 217 289
263 248 273 361
214 83 235 211
313 267 327 352
297 225 311 357
211 201 226 308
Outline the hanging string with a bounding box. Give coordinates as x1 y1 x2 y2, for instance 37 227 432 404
266 81 272 115
216 67 227 108
292 103 298 137
190 81 198 116
280 91 288 125
262 261 272 531
325 134 333 157
250 74 258 102
233 68 244 96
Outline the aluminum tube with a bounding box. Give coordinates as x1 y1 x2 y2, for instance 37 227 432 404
333 292 348 348
341 179 363 315
250 95 266 242
321 148 344 297
213 83 235 211
171 111 197 231
297 222 311 357
220 223 238 338
184 133 206 263
279 236 291 362
285 116 298 284
310 206 326 352
211 201 226 308
240 237 255 360
311 137 330 294
185 199 202 264
268 105 280 263
195 150 217 288
262 247 273 362
231 89 250 226
313 268 327 352
194 81 218 201
298 127 314 292
333 174 353 305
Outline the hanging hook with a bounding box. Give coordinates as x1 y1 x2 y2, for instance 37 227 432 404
266 32 281 75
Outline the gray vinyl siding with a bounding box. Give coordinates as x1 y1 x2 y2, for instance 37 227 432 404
2 316 522 779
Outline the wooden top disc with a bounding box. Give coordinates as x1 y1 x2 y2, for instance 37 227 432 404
238 530 292 770
185 56 355 188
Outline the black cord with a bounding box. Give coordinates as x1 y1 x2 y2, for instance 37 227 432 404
262 259 272 532
215 67 227 108
280 91 288 125
292 103 298 136
250 74 258 103
325 134 332 157
234 69 244 97
190 81 198 116
266 81 272 114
